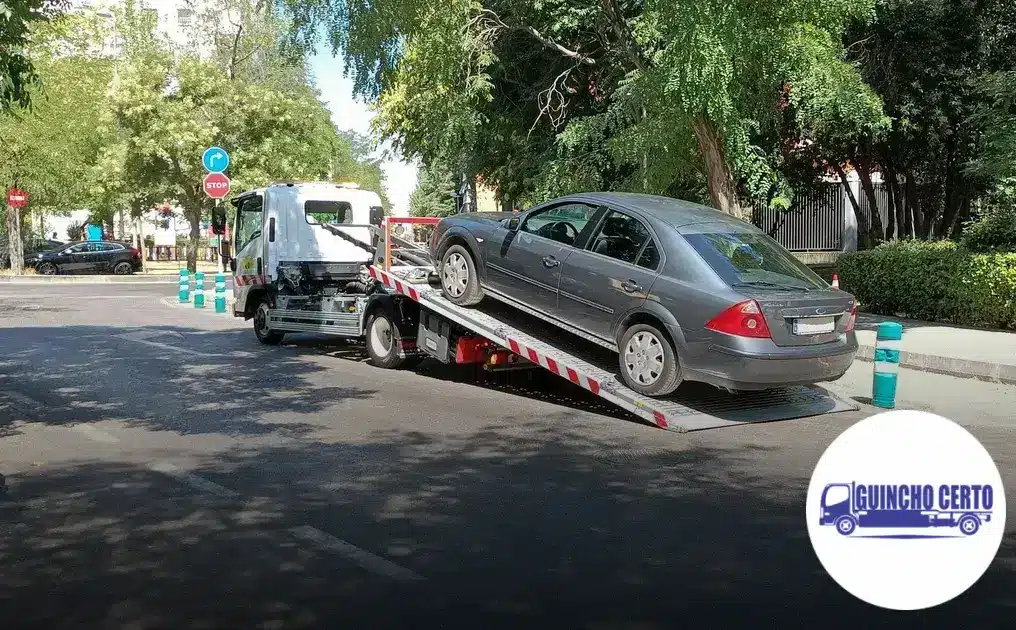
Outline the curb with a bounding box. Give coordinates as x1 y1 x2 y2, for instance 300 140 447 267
0 275 178 284
856 344 1016 385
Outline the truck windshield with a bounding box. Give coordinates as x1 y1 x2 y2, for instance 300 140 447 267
823 485 850 508
680 224 827 290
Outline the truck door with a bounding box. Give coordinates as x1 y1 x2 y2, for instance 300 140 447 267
232 194 265 314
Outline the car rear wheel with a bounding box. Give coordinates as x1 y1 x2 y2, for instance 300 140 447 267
618 323 682 397
440 244 484 306
254 298 284 345
37 262 57 275
113 261 133 275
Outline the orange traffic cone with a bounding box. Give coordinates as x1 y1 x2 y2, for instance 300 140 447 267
831 273 840 289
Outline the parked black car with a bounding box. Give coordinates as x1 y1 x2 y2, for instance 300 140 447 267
0 238 66 268
26 240 143 275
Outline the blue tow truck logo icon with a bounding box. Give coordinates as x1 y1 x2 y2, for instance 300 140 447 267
819 482 994 537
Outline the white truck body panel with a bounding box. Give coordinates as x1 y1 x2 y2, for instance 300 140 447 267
271 183 380 267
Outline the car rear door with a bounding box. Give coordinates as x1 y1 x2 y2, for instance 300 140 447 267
557 209 663 344
483 202 601 316
95 243 125 272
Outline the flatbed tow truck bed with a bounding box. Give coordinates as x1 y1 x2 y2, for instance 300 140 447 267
368 264 858 433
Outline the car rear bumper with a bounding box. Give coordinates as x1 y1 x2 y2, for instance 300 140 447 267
681 334 858 391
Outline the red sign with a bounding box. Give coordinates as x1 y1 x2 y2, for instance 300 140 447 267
203 173 231 199
7 188 27 208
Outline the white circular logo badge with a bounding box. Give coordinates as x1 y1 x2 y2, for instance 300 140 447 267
806 410 1006 610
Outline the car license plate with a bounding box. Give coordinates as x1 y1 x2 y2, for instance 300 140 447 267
793 316 835 335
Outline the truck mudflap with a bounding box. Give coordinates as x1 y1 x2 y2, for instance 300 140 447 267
368 265 858 432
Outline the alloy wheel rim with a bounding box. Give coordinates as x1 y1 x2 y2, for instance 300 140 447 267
624 331 665 386
442 253 468 297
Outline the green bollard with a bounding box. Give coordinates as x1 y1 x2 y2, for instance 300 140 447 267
872 321 903 409
178 269 190 303
194 272 205 308
214 273 227 313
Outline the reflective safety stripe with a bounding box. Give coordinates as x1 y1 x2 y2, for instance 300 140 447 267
874 339 902 351
874 361 899 374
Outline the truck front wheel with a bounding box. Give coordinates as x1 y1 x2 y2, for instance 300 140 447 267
365 310 408 369
835 515 857 536
254 299 284 345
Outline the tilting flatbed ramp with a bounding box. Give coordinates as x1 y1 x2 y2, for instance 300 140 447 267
369 266 858 432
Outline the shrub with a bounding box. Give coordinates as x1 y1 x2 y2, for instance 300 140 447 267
837 239 1016 329
960 197 1016 253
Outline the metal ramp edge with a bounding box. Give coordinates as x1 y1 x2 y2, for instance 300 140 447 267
369 266 858 432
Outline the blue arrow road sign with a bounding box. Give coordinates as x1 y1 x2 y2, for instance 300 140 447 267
202 146 230 173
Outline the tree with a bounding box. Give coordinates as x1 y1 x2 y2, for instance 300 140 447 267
283 0 879 219
0 0 65 112
410 160 458 217
1 12 113 273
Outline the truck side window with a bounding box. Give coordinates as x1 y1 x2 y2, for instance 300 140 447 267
306 200 352 225
235 197 264 253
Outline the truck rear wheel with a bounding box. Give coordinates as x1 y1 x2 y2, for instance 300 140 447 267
254 299 285 345
958 515 980 536
365 310 408 369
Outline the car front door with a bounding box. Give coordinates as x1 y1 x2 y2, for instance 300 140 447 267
483 202 602 316
58 243 91 272
557 209 663 344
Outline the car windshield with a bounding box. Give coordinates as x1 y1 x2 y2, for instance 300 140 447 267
681 227 827 290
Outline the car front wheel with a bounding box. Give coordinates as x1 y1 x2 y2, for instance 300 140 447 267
36 262 57 275
440 244 484 306
618 323 682 397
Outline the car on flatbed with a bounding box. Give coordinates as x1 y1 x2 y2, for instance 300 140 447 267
430 192 859 397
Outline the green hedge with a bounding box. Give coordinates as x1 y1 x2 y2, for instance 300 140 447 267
837 240 1016 329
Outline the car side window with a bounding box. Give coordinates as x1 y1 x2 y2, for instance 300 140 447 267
588 210 657 268
520 203 598 247
68 244 89 254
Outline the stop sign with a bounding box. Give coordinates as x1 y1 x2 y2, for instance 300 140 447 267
7 188 27 208
203 173 231 199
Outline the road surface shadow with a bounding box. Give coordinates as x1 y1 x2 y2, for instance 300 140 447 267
0 325 374 440
0 426 1012 629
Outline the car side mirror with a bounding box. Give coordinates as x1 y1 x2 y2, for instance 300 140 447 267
507 217 521 231
229 258 236 272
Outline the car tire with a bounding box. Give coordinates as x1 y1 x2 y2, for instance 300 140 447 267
113 261 133 275
618 323 682 397
253 298 284 345
36 262 57 275
439 244 484 306
365 309 408 369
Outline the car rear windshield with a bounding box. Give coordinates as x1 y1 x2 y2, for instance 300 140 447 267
681 225 827 290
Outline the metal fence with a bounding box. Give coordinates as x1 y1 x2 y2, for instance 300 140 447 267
146 246 220 262
752 183 845 251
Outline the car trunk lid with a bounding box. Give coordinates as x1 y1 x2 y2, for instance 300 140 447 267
741 288 856 347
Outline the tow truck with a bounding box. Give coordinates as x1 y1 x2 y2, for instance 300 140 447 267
225 181 857 432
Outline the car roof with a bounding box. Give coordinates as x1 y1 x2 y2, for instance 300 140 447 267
565 192 756 230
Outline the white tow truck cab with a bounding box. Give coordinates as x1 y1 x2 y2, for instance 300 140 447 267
226 181 502 368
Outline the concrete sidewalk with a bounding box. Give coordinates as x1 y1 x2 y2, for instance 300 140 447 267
854 313 1016 384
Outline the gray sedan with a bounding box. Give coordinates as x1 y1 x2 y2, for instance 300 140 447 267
430 192 858 397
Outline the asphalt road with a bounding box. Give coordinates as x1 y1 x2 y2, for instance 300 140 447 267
1 283 1014 629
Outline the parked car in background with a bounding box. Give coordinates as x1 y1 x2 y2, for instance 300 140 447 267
1 238 66 268
26 240 143 275
430 192 858 397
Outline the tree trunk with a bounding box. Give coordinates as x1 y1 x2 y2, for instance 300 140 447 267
885 180 896 241
6 205 24 275
692 116 742 219
187 207 201 273
854 158 885 244
904 170 923 238
885 166 906 240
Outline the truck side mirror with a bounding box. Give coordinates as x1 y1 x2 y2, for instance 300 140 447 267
229 258 236 272
211 208 227 235
507 217 521 232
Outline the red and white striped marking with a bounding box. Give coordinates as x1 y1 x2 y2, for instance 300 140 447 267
368 266 671 430
234 274 267 287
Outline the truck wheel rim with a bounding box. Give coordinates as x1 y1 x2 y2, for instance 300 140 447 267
442 253 468 297
255 304 270 335
962 519 976 533
370 317 393 355
624 331 664 386
839 520 852 533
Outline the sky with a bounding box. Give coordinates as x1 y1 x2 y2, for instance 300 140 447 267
308 49 419 217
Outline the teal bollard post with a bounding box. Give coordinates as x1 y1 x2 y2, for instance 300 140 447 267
194 272 205 308
178 269 190 303
872 321 903 409
214 273 226 313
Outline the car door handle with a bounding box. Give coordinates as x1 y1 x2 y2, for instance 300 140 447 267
542 255 560 268
621 279 642 293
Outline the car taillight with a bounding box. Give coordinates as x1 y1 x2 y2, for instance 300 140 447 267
705 300 772 339
130 247 140 257
845 304 858 332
